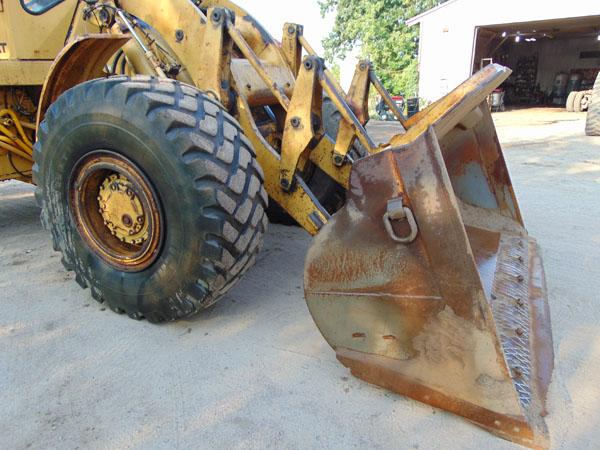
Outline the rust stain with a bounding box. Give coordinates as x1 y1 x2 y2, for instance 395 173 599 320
305 92 552 447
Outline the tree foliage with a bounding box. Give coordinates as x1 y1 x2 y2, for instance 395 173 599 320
320 0 447 97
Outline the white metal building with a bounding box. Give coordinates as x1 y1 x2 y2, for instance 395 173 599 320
408 0 600 105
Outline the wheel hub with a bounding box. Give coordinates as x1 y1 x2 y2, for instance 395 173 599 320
98 173 149 245
69 151 163 272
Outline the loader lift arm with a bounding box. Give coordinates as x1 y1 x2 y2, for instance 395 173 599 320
52 0 411 234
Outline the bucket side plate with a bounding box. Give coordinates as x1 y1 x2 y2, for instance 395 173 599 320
304 127 553 448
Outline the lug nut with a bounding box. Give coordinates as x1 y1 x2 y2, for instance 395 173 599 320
122 214 133 227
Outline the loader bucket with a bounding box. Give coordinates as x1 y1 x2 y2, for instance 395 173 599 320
304 65 553 449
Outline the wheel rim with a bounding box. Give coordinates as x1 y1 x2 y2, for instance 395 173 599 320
69 151 163 272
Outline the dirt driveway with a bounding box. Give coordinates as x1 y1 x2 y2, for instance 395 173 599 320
1 109 599 449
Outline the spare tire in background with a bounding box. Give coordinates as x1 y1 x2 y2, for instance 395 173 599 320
586 73 600 136
566 91 577 112
574 91 586 112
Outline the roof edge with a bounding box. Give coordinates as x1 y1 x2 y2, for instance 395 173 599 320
406 0 460 26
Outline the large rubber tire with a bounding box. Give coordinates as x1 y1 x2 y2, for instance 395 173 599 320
266 97 367 224
586 73 600 136
566 91 577 112
33 76 268 322
574 91 586 112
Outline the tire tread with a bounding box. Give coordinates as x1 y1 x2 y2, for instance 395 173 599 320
586 74 600 136
35 76 267 322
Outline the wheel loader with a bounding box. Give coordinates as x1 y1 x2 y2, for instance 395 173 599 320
0 1 554 448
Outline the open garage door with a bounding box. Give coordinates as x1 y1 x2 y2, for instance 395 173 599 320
472 15 600 110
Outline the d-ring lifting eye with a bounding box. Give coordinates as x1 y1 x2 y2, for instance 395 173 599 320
383 197 418 244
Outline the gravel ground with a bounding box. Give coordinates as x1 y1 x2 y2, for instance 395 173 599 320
1 109 599 449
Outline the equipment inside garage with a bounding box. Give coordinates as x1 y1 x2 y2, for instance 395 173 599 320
473 16 600 109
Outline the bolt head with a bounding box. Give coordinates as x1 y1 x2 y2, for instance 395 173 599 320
287 25 296 35
175 29 184 42
290 117 301 128
211 9 222 23
303 59 313 71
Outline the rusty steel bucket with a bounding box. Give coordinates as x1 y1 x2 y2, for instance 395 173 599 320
304 65 553 449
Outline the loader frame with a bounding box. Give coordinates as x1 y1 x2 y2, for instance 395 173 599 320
3 0 412 236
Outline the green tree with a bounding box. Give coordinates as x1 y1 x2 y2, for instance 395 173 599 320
320 0 447 97
330 62 342 84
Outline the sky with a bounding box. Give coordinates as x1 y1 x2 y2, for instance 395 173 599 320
235 0 360 89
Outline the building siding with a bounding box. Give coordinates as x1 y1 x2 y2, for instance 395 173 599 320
411 0 600 103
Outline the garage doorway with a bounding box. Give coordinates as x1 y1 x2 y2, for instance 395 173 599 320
472 16 600 111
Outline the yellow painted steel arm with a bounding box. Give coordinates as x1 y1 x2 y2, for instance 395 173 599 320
236 93 329 235
389 64 511 147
